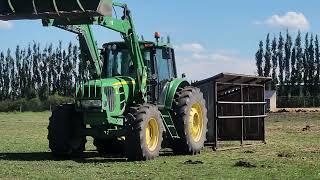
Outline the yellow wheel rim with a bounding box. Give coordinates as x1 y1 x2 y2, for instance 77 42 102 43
189 103 204 142
145 117 159 152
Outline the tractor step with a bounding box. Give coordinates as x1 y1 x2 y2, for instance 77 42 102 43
161 111 179 139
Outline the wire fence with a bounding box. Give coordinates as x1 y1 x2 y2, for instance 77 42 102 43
277 96 320 108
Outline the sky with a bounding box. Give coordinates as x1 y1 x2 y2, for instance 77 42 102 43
0 0 319 80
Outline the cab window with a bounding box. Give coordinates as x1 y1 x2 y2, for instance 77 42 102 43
156 48 171 82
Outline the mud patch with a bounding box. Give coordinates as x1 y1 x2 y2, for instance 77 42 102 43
243 150 255 154
277 152 295 158
303 148 320 154
234 160 256 168
184 160 204 164
302 125 311 131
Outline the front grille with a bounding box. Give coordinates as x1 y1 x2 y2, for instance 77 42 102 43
105 87 115 112
83 87 101 97
77 85 101 98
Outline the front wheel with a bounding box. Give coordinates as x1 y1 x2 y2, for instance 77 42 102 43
48 104 86 158
172 86 208 155
125 104 164 161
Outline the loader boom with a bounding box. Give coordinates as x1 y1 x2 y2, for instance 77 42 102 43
0 1 148 99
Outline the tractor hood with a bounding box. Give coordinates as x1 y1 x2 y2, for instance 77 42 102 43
76 76 136 99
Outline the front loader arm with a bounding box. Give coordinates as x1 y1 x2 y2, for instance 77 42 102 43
41 2 148 99
96 3 148 98
0 0 148 100
46 23 102 77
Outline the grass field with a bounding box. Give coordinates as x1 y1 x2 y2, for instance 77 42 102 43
0 112 319 179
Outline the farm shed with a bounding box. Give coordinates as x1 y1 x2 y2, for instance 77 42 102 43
193 73 272 149
265 90 277 112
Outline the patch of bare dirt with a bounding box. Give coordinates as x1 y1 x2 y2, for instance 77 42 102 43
183 160 204 164
302 125 311 131
303 148 320 154
277 151 295 158
234 160 256 168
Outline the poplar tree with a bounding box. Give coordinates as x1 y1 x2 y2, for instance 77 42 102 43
295 31 304 96
284 30 292 85
303 33 310 96
278 33 285 95
255 41 264 76
264 34 271 78
0 52 4 100
271 37 278 90
308 34 315 95
315 35 320 95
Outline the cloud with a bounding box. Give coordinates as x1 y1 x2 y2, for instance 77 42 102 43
0 20 13 29
174 43 205 53
174 43 256 80
255 12 310 31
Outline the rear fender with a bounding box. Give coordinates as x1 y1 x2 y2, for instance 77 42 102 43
164 79 190 110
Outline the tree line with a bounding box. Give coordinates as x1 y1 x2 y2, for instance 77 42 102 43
256 31 320 97
0 41 91 102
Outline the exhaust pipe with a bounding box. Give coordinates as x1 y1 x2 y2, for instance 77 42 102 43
0 0 112 20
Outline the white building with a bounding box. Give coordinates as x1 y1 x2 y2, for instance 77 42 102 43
265 90 277 112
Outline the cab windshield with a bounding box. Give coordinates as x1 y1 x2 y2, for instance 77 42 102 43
103 46 151 78
103 48 134 78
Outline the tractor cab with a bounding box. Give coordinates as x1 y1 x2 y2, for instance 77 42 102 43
101 40 178 103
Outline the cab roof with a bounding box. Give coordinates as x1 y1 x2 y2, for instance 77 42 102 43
102 40 173 49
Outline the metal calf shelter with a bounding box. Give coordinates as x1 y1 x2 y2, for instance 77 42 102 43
193 73 272 150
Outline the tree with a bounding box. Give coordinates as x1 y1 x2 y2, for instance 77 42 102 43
284 30 292 85
295 31 304 96
315 35 320 95
0 52 4 100
255 41 264 76
303 33 310 96
39 47 49 100
47 43 54 95
72 45 79 88
264 34 271 78
291 45 296 94
271 37 278 90
4 49 12 99
278 33 285 95
308 34 315 96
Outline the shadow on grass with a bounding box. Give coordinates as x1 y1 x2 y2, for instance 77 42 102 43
0 149 177 163
0 151 127 163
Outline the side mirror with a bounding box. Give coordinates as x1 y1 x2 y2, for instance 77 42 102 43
182 73 186 78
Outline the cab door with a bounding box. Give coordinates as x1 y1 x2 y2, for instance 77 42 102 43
154 47 177 105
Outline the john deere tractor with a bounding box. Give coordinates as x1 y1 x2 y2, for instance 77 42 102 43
0 0 208 160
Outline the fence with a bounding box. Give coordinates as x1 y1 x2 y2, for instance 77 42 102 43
277 96 320 108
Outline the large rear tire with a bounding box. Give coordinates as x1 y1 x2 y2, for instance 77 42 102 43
125 104 164 161
48 104 86 158
172 86 208 155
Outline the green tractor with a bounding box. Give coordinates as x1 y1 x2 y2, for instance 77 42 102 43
0 0 208 160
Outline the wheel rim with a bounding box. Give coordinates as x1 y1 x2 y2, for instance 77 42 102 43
145 117 159 152
189 103 204 142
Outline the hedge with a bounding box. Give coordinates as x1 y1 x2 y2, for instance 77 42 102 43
0 95 74 112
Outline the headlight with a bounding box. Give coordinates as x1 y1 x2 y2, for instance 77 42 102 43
81 100 102 108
